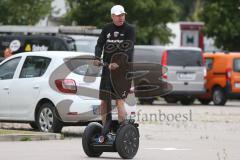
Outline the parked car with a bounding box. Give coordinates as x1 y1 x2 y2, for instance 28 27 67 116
133 45 206 105
198 52 240 105
0 34 98 57
0 51 136 133
69 35 98 53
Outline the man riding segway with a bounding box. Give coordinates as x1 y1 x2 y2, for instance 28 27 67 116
82 5 139 159
94 4 135 144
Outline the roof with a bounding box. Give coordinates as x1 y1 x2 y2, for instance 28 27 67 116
0 25 101 36
68 35 98 40
204 52 240 58
135 45 201 51
9 51 95 59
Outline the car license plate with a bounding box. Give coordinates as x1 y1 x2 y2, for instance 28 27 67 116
177 73 196 80
234 83 240 88
92 105 117 115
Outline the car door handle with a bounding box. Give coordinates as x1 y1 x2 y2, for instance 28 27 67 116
33 86 39 89
78 83 88 86
3 87 9 90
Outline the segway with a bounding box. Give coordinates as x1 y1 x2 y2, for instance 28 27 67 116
82 62 139 159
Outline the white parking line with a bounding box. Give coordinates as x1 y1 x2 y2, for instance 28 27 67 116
145 147 192 151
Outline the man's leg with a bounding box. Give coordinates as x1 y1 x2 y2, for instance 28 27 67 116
116 99 127 123
100 100 107 125
99 99 112 143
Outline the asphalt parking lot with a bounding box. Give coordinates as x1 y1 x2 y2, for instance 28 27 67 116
0 100 240 160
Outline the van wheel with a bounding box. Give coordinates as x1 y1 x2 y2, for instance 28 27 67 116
198 99 211 105
212 87 227 105
138 99 145 105
36 102 63 133
145 99 154 105
138 98 154 105
180 98 195 105
164 97 178 104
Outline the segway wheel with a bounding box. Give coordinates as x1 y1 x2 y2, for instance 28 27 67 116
115 124 139 159
82 122 103 157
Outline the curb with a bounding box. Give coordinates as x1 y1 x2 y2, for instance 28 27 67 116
0 124 85 141
0 133 62 141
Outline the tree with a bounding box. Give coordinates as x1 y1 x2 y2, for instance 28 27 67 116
0 0 52 25
63 0 179 45
173 0 204 21
201 0 240 50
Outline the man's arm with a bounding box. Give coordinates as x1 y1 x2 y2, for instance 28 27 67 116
126 25 135 63
95 27 106 60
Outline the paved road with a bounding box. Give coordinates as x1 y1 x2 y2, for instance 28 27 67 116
0 101 240 160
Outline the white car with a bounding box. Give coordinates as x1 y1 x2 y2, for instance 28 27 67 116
0 51 136 133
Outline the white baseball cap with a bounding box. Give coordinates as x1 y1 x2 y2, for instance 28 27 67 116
111 5 126 15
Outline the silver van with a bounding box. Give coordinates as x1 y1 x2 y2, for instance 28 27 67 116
133 45 205 105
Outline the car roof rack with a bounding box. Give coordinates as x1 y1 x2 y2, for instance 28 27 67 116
59 26 101 35
0 25 101 36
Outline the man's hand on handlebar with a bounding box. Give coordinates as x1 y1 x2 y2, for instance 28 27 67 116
93 60 119 70
109 63 119 70
93 59 101 66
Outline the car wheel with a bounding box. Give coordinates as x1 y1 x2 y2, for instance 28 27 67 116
198 99 211 105
180 98 195 105
36 102 63 133
29 122 38 130
82 122 103 157
212 87 227 105
116 124 139 159
164 97 178 104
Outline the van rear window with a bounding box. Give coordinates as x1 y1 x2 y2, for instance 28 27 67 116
167 50 203 66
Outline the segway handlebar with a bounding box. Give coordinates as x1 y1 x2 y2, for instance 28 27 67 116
99 62 109 67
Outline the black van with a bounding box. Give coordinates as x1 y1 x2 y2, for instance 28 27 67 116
0 35 76 57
